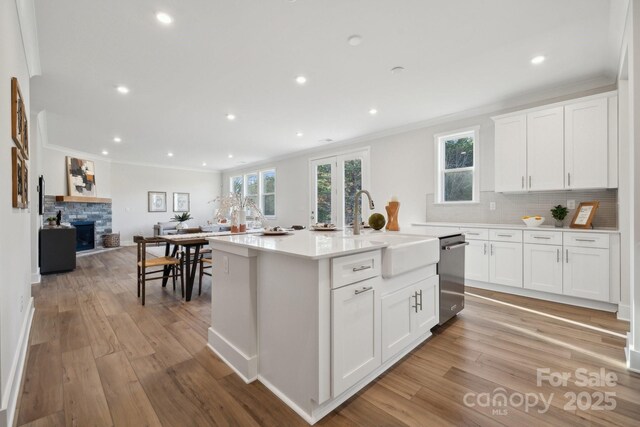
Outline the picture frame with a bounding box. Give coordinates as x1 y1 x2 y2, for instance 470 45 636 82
11 148 25 209
38 175 45 215
148 191 167 212
173 192 190 212
570 201 600 229
23 160 29 209
11 77 28 158
66 157 96 197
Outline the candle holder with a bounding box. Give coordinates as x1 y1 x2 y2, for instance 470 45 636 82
385 201 400 231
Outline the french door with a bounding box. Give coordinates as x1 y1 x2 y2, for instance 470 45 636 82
309 149 370 228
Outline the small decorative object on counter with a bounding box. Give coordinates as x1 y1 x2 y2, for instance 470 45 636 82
550 204 569 228
171 212 193 230
46 216 57 226
570 201 599 229
56 210 62 226
521 216 545 227
368 213 386 230
385 196 400 231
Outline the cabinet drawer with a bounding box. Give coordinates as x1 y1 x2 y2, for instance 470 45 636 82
524 230 562 245
332 250 381 289
460 227 489 240
563 233 609 249
489 229 523 243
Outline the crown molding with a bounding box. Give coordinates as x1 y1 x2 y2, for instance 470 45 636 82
15 0 41 77
223 76 616 173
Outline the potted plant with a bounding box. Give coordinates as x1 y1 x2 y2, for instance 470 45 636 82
46 216 57 226
171 212 193 230
550 205 569 228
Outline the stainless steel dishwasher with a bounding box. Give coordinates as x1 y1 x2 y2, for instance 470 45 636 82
438 234 468 325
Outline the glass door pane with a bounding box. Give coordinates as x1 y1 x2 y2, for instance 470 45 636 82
343 158 362 226
310 158 337 225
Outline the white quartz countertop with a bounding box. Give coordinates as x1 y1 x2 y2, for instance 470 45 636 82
412 222 619 234
208 229 439 260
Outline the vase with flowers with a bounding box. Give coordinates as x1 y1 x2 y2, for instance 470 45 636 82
210 193 266 233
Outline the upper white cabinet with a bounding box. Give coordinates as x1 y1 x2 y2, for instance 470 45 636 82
493 92 616 192
494 115 527 192
527 107 565 191
564 98 608 189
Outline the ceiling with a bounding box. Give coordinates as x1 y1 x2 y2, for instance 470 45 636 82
31 0 626 171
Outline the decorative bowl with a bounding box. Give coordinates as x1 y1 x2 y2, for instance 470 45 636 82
521 216 545 227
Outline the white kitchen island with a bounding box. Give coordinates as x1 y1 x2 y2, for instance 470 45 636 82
207 229 440 424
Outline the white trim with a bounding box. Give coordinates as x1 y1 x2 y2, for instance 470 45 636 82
618 304 630 321
627 346 640 373
0 298 34 427
207 327 258 382
15 0 41 77
31 272 41 285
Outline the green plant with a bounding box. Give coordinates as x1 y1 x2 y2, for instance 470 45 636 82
171 212 193 223
46 216 57 222
550 205 569 221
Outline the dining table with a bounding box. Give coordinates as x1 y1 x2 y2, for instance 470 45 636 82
159 230 262 301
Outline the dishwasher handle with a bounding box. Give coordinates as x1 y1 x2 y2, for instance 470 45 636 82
443 242 470 251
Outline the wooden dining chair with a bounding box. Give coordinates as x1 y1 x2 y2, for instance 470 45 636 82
134 236 184 305
199 255 212 295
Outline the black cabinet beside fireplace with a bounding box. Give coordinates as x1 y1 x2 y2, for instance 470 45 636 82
39 226 76 274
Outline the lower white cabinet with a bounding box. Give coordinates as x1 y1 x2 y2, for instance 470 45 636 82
489 241 523 288
563 247 610 301
465 240 489 282
523 244 563 294
381 276 439 362
331 278 381 396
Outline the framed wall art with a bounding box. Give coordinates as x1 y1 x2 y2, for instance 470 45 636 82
66 157 96 197
148 191 167 212
11 147 25 209
11 77 28 158
23 160 29 209
570 201 599 229
173 192 190 212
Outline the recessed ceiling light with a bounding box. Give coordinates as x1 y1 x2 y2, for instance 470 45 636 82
226 114 236 121
348 35 363 46
228 154 233 159
116 85 129 94
369 108 378 115
156 12 173 25
101 150 108 155
531 55 546 65
113 137 122 143
295 75 307 85
167 152 174 157
391 66 405 74
296 132 304 137
202 162 207 167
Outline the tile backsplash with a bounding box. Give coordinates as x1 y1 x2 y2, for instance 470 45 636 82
426 190 617 228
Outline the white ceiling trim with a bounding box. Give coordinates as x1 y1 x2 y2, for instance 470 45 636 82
224 76 615 173
15 0 41 77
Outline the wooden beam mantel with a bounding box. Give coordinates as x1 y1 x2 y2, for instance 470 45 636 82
55 195 112 204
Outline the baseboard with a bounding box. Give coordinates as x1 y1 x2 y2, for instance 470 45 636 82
0 297 34 427
626 336 640 373
207 327 258 382
617 304 630 321
31 271 41 285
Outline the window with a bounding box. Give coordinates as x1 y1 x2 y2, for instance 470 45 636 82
229 170 277 218
435 127 479 203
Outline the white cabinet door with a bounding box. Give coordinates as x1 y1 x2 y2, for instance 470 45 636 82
465 240 489 282
489 241 523 288
380 285 415 363
565 98 608 189
494 115 527 192
414 276 439 337
563 247 610 301
331 279 381 396
523 244 563 294
527 107 564 191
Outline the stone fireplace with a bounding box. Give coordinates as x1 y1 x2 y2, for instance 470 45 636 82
43 195 112 249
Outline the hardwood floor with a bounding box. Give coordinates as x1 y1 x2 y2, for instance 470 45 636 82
16 247 640 426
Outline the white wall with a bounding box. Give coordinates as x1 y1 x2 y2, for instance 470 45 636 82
40 146 222 244
222 85 614 229
0 1 34 425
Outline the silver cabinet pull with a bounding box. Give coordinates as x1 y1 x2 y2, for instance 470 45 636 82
490 244 494 256
557 248 560 263
417 290 423 311
567 173 571 187
465 232 480 235
566 249 569 263
575 238 596 242
352 265 372 272
411 292 418 313
483 243 487 255
522 176 525 189
444 242 469 250
497 234 512 237
354 286 373 295
533 236 551 240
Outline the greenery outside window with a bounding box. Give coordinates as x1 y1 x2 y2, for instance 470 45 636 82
435 127 479 203
229 170 277 218
261 169 276 218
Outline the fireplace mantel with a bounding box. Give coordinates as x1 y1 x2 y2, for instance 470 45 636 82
55 195 112 203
